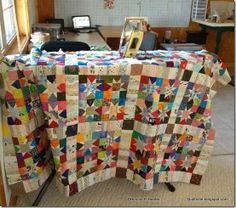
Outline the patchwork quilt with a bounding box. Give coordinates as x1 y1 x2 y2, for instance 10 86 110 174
0 50 230 196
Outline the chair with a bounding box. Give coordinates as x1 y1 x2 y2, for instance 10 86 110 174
139 31 158 51
40 40 91 52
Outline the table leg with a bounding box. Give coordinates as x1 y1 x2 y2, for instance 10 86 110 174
164 183 176 192
215 31 223 54
32 168 56 206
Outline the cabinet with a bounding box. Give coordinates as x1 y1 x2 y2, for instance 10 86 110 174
37 0 54 23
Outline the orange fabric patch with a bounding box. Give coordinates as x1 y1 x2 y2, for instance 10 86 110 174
77 133 84 143
51 139 59 148
104 91 112 99
39 93 48 102
16 98 25 106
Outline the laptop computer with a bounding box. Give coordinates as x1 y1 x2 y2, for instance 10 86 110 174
71 15 96 33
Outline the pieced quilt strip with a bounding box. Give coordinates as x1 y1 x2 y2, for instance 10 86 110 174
0 59 53 193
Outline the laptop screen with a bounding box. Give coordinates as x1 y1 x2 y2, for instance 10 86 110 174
72 15 91 29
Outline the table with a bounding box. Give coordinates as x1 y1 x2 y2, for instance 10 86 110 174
0 50 231 196
193 19 234 54
98 26 122 41
29 31 111 51
61 31 111 50
98 26 122 50
160 43 203 51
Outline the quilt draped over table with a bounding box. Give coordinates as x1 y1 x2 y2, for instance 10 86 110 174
0 50 231 196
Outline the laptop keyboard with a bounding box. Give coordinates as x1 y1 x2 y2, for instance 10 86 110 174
72 27 97 33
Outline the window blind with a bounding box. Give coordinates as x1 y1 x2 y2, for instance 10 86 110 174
191 0 208 20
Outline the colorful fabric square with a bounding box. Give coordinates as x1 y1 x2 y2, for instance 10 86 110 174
0 50 230 196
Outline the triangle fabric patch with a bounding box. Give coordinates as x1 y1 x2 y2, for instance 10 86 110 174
15 118 22 125
59 110 67 118
87 99 95 107
87 93 95 100
12 80 21 89
38 85 47 93
5 91 14 100
103 83 111 91
49 120 59 128
79 109 85 116
149 77 157 84
121 82 128 89
23 152 32 159
7 99 16 108
97 159 103 165
113 76 121 82
19 79 26 88
57 83 66 92
47 75 56 83
95 106 103 115
87 75 96 83
93 139 99 146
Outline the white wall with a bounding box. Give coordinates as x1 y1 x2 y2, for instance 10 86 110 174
28 0 37 30
55 0 192 27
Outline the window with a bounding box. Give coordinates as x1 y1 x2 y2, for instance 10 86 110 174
0 26 2 49
191 0 208 20
0 0 17 51
2 0 16 42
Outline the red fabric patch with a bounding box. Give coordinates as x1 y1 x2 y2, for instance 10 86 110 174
87 75 96 83
5 92 14 100
49 120 59 128
180 60 188 69
117 113 124 120
60 154 67 163
57 83 66 92
135 114 142 121
140 76 149 84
